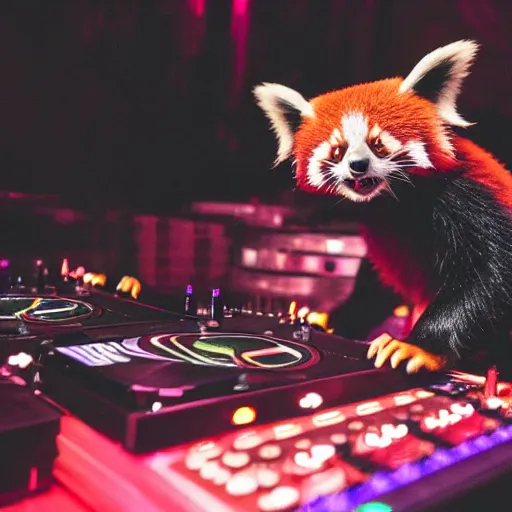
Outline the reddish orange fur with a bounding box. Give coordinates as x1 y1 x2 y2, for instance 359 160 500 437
293 78 512 303
294 78 457 192
452 137 512 209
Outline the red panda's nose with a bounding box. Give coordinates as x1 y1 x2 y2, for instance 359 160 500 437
349 158 370 176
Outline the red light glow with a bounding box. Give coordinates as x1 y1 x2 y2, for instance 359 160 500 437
61 258 69 277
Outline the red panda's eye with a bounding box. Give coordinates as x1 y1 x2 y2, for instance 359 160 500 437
372 138 385 154
330 145 344 162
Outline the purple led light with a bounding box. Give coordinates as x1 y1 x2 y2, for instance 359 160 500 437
186 285 193 294
0 259 9 269
212 288 220 298
297 424 512 512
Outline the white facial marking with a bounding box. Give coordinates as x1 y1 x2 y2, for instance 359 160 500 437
404 141 433 169
329 128 342 146
380 132 403 153
342 113 368 146
306 113 435 202
369 124 403 153
307 141 331 187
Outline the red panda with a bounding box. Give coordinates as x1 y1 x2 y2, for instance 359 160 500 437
254 40 512 374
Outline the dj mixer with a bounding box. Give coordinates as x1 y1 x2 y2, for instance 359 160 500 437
2 268 512 511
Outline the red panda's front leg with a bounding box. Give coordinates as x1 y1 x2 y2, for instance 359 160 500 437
368 177 512 374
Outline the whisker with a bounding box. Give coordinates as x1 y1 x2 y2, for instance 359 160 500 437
383 181 399 201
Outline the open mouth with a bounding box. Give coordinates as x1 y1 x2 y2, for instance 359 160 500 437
343 177 383 195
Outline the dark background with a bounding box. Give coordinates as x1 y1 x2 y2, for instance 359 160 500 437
0 0 511 213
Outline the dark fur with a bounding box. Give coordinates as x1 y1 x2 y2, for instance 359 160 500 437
255 42 512 369
342 169 512 365
412 59 455 104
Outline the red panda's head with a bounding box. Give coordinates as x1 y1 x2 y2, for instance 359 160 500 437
254 40 479 202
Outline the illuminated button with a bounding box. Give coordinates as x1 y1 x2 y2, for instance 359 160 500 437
393 394 416 406
258 486 300 511
258 444 282 461
185 453 206 471
256 468 281 488
212 468 231 486
381 423 408 439
355 502 393 512
232 406 257 425
330 433 348 445
222 451 250 469
311 444 336 461
273 423 302 440
410 404 425 413
356 401 383 416
312 410 344 427
226 472 259 496
485 397 504 410
294 444 336 470
301 467 347 502
348 420 364 431
299 392 323 409
393 411 409 421
294 439 312 450
415 390 434 399
450 403 475 416
233 432 265 450
192 441 222 459
199 461 220 480
364 432 392 449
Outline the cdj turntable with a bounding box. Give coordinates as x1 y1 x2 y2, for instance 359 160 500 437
38 326 411 453
0 282 198 362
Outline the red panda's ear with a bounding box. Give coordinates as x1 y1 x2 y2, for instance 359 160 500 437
398 40 479 128
253 83 314 166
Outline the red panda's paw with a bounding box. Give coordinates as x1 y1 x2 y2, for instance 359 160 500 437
116 276 142 300
367 334 447 374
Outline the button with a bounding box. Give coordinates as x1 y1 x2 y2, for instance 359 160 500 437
273 423 302 440
222 451 250 469
199 461 220 480
185 453 206 471
301 467 347 502
294 439 312 450
294 444 336 470
258 486 300 511
256 468 281 488
312 410 345 427
311 444 336 461
234 432 265 450
394 394 416 406
348 420 364 431
212 468 231 486
330 433 348 445
258 444 282 461
226 472 259 496
192 441 222 459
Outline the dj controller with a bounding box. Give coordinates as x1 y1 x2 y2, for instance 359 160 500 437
2 259 512 512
